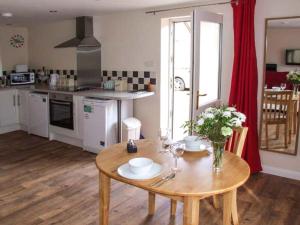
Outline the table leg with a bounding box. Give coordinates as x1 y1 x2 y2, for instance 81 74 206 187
99 172 111 225
170 199 177 216
148 192 156 215
231 189 239 225
213 195 220 209
293 101 297 134
183 197 200 225
223 190 233 225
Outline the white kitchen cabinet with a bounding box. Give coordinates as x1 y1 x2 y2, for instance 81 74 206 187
17 89 30 131
0 89 19 129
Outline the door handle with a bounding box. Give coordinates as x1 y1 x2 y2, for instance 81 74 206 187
50 100 72 106
196 91 207 110
17 95 20 106
13 95 16 107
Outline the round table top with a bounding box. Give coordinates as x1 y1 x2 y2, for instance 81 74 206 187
96 140 250 197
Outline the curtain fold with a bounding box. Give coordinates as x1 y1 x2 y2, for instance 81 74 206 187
229 0 262 173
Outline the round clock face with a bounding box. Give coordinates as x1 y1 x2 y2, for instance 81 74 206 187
10 34 24 48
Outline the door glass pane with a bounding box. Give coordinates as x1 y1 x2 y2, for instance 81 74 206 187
198 21 221 106
173 21 191 141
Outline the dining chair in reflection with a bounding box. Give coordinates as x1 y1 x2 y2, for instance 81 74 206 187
263 90 293 149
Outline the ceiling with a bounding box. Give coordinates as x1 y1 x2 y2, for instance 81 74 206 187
268 18 300 28
0 0 207 26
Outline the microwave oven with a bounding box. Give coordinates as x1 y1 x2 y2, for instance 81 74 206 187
9 72 35 85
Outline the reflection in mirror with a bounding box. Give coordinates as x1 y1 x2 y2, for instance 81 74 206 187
260 17 300 155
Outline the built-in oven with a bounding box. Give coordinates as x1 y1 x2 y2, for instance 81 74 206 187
49 93 74 130
9 72 35 85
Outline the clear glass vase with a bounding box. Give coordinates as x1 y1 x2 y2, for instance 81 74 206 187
212 141 226 172
293 84 299 95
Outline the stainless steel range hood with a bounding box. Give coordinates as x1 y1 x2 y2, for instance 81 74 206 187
55 16 101 48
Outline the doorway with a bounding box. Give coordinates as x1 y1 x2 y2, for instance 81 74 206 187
160 11 223 141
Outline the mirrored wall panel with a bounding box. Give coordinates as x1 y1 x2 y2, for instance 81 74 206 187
260 17 300 155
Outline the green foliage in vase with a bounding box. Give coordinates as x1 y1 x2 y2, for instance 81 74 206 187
183 106 246 142
287 70 300 84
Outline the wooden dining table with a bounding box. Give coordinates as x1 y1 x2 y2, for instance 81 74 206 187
96 140 250 225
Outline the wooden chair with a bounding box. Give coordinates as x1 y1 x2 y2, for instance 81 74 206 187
263 90 293 149
148 127 248 225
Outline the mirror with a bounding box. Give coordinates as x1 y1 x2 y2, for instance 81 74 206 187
260 17 300 155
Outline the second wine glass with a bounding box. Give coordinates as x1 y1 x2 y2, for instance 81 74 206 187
170 143 185 172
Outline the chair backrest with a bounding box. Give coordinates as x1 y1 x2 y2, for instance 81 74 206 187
226 127 248 157
263 90 293 121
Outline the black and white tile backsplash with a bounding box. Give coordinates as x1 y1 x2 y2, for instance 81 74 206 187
102 70 156 91
2 68 156 91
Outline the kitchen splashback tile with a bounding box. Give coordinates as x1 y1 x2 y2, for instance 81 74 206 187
101 70 156 91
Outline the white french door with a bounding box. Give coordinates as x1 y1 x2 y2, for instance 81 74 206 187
191 10 223 118
163 10 223 139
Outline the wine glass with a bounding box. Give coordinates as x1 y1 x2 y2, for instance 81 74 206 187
170 143 185 172
280 83 286 90
158 128 172 152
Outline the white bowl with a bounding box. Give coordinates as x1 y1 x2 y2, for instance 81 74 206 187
128 157 153 175
184 136 201 149
184 135 199 142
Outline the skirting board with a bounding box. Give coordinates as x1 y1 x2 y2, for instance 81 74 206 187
49 132 83 148
0 124 21 134
262 165 300 181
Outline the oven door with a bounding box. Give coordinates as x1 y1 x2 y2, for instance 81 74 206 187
50 99 74 130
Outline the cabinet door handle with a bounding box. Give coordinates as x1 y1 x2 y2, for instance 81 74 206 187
17 95 20 106
13 95 16 106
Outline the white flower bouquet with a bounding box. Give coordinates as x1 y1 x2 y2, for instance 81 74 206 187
183 106 246 171
194 106 246 142
287 70 300 84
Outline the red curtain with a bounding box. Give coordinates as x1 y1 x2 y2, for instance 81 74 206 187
229 0 262 173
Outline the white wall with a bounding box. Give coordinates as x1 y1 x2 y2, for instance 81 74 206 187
0 26 29 71
256 0 300 179
28 20 76 70
266 27 300 71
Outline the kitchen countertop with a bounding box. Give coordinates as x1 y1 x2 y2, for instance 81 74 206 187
0 84 155 100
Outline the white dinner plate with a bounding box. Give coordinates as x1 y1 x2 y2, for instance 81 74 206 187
179 139 211 152
184 144 207 152
117 162 162 180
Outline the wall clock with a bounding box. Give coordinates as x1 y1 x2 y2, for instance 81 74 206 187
9 34 25 48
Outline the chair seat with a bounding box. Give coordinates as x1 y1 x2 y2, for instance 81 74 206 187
264 118 287 124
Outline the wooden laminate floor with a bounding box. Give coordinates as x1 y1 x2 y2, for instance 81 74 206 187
260 123 297 154
0 131 299 225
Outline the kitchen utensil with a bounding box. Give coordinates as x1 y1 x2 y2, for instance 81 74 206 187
103 80 115 90
115 79 128 91
50 73 59 86
150 172 176 187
